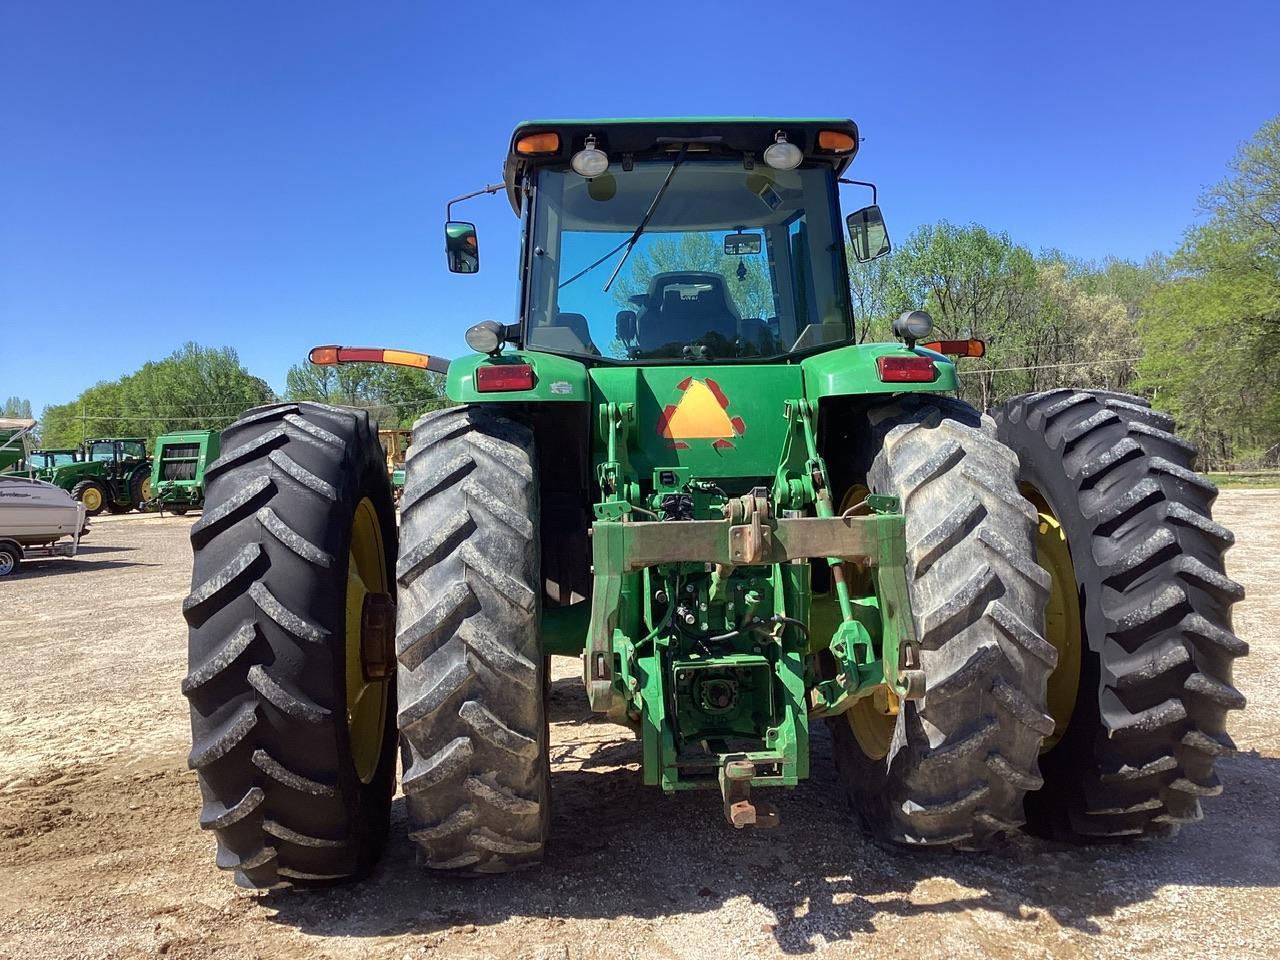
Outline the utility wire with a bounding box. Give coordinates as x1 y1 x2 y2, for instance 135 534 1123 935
955 357 1143 376
39 396 452 424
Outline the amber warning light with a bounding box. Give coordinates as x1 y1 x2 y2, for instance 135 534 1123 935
308 345 450 374
921 339 986 358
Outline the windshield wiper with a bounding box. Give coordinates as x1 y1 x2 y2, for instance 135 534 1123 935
557 145 689 293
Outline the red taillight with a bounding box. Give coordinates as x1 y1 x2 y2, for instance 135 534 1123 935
876 356 938 383
475 363 534 392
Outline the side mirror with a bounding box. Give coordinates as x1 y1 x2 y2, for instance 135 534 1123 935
846 204 891 263
445 221 480 274
616 310 637 344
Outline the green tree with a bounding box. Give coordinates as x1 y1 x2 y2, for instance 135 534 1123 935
1137 115 1280 467
39 344 274 448
283 358 446 428
1 397 33 419
881 222 1041 409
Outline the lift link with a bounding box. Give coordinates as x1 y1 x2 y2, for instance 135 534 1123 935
781 400 925 717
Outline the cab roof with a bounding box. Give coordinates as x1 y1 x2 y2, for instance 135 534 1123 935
503 117 859 214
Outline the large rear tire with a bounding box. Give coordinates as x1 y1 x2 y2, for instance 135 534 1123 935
396 406 550 874
183 402 398 888
995 390 1246 838
827 395 1055 848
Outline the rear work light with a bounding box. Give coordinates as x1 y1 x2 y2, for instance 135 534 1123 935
475 363 534 392
876 355 938 383
921 339 986 358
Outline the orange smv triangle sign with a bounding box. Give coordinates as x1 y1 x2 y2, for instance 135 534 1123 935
657 378 746 451
663 379 737 439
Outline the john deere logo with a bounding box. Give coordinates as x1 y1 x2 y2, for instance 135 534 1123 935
656 377 746 451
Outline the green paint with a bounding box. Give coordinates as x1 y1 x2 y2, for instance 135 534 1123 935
150 429 220 510
37 438 151 510
800 341 957 398
447 350 590 403
439 118 949 815
590 364 800 482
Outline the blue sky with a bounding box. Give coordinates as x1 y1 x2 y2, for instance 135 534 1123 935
2 1 1278 416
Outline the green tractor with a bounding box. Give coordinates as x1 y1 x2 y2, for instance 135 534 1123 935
53 438 152 516
183 118 1245 887
149 429 220 515
0 446 81 482
19 449 82 480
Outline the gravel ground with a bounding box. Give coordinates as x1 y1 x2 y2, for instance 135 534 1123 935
0 491 1276 960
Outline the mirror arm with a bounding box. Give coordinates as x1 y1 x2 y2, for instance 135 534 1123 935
838 178 877 206
446 182 505 220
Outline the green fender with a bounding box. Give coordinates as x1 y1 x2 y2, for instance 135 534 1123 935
447 350 591 403
48 460 103 491
799 342 957 400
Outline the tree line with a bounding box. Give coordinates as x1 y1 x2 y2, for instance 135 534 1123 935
849 114 1279 469
30 343 445 449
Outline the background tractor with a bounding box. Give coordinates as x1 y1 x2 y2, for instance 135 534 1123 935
15 448 81 481
50 438 152 516
184 118 1245 888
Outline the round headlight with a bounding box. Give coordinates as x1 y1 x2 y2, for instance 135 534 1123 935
571 135 609 178
892 310 934 342
465 320 505 354
763 132 802 171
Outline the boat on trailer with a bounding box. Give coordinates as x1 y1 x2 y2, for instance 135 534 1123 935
0 475 87 576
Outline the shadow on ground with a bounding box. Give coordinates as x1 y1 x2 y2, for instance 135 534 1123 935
261 702 1280 955
11 556 155 577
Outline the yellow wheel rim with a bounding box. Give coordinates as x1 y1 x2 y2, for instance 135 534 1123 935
837 483 898 760
1022 485 1083 753
345 497 391 784
82 486 103 511
141 477 152 501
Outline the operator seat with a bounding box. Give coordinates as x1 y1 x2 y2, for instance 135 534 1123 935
637 273 741 352
531 312 599 355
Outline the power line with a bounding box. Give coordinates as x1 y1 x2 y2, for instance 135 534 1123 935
39 397 452 426
956 357 1143 376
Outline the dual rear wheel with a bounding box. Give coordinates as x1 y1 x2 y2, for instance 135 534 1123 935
828 392 1244 847
185 390 1244 886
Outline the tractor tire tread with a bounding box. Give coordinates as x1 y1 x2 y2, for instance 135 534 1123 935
995 388 1244 840
396 405 549 874
830 395 1052 849
184 400 398 888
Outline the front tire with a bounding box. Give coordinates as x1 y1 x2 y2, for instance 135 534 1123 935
827 396 1055 848
396 406 550 874
183 401 398 888
71 479 109 517
996 390 1246 838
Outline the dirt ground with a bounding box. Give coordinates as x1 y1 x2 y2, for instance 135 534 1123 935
1 491 1277 960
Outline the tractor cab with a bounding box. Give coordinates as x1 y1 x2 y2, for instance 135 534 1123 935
448 119 889 364
15 449 80 480
30 450 80 470
86 438 147 476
